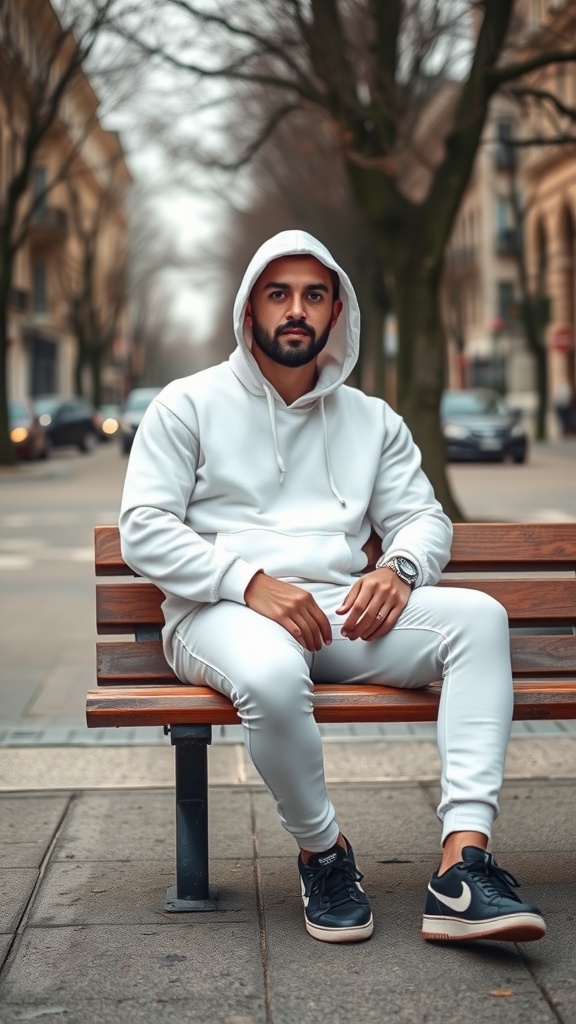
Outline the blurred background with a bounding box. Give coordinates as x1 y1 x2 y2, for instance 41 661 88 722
2 2 576 508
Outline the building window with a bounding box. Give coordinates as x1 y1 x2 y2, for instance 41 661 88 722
495 198 510 233
33 165 47 206
32 262 48 314
497 280 515 322
495 119 516 169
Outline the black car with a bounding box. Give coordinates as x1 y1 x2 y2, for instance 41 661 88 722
34 394 99 453
119 387 162 454
441 389 528 464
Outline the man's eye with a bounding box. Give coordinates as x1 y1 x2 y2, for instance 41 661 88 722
308 292 323 302
269 291 285 299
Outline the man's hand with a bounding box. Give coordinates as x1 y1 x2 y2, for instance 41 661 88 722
336 568 411 642
244 571 332 652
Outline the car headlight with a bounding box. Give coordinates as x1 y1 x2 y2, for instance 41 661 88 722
443 423 471 440
11 427 29 443
511 423 525 437
101 417 119 435
39 413 52 426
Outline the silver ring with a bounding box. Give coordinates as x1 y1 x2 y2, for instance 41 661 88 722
375 612 383 621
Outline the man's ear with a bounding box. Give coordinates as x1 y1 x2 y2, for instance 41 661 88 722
244 301 253 326
330 299 343 328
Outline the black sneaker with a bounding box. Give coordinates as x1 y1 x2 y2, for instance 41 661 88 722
298 837 374 943
422 846 546 942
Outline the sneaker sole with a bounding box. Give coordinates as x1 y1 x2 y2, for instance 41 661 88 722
304 914 374 944
421 912 546 943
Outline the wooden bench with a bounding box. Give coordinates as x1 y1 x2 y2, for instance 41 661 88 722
88 523 576 912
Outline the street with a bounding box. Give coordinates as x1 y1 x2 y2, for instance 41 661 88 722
1 439 575 745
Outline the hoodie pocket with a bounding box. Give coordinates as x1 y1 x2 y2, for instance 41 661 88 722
214 528 352 581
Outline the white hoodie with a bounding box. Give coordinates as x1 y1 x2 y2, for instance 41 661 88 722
120 230 453 665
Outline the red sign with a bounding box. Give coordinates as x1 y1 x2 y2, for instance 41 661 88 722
550 325 574 352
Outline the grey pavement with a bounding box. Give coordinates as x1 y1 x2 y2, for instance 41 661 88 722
1 740 576 1023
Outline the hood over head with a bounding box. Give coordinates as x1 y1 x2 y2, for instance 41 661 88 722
231 230 360 406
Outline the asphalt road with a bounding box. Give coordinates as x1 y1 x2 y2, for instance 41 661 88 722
0 437 575 746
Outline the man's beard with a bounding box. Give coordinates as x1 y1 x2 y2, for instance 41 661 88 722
251 315 332 368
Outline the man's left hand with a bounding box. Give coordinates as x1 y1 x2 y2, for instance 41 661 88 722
336 568 411 641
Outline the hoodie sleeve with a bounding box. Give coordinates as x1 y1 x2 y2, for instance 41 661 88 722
368 409 453 587
119 395 260 604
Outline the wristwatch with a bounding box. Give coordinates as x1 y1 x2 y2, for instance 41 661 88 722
375 554 418 590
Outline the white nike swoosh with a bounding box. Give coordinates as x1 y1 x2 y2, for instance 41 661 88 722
428 881 472 913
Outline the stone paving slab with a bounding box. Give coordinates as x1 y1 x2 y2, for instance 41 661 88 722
0 871 39 935
0 794 70 867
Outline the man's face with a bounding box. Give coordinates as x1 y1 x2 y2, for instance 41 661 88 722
245 255 342 369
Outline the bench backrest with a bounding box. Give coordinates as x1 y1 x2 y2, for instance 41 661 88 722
95 523 576 687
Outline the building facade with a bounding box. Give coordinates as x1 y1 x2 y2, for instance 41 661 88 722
443 0 576 436
0 0 131 407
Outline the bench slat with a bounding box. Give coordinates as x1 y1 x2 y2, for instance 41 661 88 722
447 522 576 571
86 679 576 728
96 579 576 633
95 523 576 576
96 635 576 685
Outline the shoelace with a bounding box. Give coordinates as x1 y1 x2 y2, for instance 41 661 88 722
306 859 364 907
466 852 521 902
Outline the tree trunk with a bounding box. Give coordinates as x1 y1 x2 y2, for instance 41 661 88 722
90 345 103 410
394 256 464 522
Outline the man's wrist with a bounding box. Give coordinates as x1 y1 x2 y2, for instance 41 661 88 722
375 555 418 590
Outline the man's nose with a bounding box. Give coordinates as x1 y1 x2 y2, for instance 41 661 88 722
286 293 306 319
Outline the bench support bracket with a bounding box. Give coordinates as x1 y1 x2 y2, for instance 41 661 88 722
164 724 219 912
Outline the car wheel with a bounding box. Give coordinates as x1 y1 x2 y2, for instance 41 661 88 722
513 450 527 464
79 431 98 454
40 436 52 460
121 437 132 455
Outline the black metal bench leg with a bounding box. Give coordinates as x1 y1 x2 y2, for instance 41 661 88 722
164 724 219 912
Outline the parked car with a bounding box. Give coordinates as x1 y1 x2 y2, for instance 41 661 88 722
441 388 528 463
119 387 162 454
95 403 122 442
34 394 99 453
9 398 50 460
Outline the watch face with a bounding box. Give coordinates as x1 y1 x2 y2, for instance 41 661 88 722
397 557 418 579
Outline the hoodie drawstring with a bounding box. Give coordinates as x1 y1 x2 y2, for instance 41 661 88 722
262 386 346 506
320 398 346 506
263 383 286 483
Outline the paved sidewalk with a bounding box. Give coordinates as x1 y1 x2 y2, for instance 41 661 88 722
1 739 576 1023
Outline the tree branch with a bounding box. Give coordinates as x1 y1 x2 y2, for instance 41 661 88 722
489 49 576 88
198 101 301 171
508 84 576 123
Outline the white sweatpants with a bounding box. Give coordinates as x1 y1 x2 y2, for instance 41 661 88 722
172 584 513 852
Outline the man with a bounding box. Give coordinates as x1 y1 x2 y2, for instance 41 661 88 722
120 230 546 945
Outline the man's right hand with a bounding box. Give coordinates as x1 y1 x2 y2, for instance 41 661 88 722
244 571 332 652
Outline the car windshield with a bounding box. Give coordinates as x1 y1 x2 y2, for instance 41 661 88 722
441 392 507 416
9 401 28 421
33 396 62 415
124 390 160 411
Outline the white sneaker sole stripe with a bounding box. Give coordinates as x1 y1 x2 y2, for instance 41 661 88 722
421 911 546 942
305 914 374 944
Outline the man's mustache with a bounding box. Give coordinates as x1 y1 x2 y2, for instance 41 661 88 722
275 320 315 340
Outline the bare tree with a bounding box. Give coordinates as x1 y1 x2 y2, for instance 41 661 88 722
127 181 207 389
0 0 139 464
56 168 129 408
113 0 576 519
